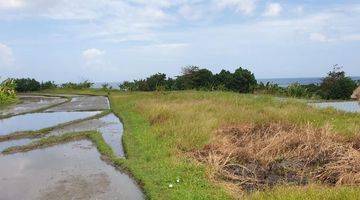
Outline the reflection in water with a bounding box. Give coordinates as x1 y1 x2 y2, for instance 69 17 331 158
310 101 360 113
0 138 32 153
46 96 109 112
0 96 67 117
0 141 144 200
0 111 101 135
47 114 124 157
99 114 124 157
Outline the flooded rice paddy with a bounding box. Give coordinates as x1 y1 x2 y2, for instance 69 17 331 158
310 101 360 113
0 95 67 117
0 141 143 200
0 94 143 199
0 111 100 135
0 138 32 153
46 96 109 112
47 113 124 157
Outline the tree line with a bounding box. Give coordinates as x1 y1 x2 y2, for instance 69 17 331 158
119 66 257 93
5 64 359 100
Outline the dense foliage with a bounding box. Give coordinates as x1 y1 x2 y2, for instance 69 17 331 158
14 78 41 92
256 66 358 100
61 80 93 89
119 66 257 93
13 78 58 92
319 66 358 100
0 79 17 105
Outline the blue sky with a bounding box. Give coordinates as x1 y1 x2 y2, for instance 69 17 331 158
0 0 359 82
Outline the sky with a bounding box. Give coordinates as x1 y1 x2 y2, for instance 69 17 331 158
0 0 359 82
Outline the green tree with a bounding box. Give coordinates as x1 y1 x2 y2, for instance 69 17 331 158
228 67 257 93
319 65 357 100
14 78 41 92
146 73 167 91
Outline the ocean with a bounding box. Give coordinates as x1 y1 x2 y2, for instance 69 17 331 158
258 77 360 87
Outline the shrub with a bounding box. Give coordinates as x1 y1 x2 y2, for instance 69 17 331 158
227 67 257 93
319 65 357 100
61 80 94 89
40 81 57 90
0 79 17 105
14 78 41 92
119 66 257 93
255 82 285 95
286 83 310 98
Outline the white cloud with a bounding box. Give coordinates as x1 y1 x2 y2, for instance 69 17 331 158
342 34 360 42
178 5 203 20
0 0 24 9
0 43 14 67
309 33 331 42
263 3 282 17
215 0 258 15
82 48 105 61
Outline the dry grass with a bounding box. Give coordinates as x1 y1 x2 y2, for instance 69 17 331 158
194 122 360 193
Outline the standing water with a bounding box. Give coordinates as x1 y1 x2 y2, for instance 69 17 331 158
0 141 144 200
310 101 360 113
0 111 100 135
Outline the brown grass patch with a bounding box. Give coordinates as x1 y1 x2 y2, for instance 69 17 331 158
193 123 360 192
149 112 170 125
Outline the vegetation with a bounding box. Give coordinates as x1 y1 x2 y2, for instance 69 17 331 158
119 66 257 93
12 78 95 92
61 80 94 89
104 91 360 199
0 78 17 105
119 65 357 100
14 78 41 92
256 66 358 100
319 65 358 100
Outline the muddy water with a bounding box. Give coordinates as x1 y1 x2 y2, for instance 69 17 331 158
0 141 143 200
0 111 101 135
311 101 360 113
46 96 109 112
0 95 67 117
0 138 32 153
47 114 124 157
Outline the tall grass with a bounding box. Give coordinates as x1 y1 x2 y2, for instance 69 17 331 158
107 91 360 199
0 79 17 105
46 89 360 199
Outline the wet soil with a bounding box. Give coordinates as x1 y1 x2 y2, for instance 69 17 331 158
0 141 143 200
46 96 109 112
47 113 124 157
0 111 101 135
0 95 67 117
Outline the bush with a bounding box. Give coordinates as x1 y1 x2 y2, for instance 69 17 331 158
286 83 310 98
40 81 57 90
0 79 17 105
14 78 41 92
61 80 94 89
255 82 285 95
119 66 257 93
319 65 357 100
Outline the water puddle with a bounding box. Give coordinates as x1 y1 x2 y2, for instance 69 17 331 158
0 138 32 153
0 111 101 135
310 101 360 113
46 96 109 112
47 114 124 157
0 140 144 200
99 114 124 157
0 95 67 117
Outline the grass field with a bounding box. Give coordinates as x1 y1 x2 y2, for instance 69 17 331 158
42 89 360 199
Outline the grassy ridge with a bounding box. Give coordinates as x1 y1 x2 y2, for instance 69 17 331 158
44 89 360 199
